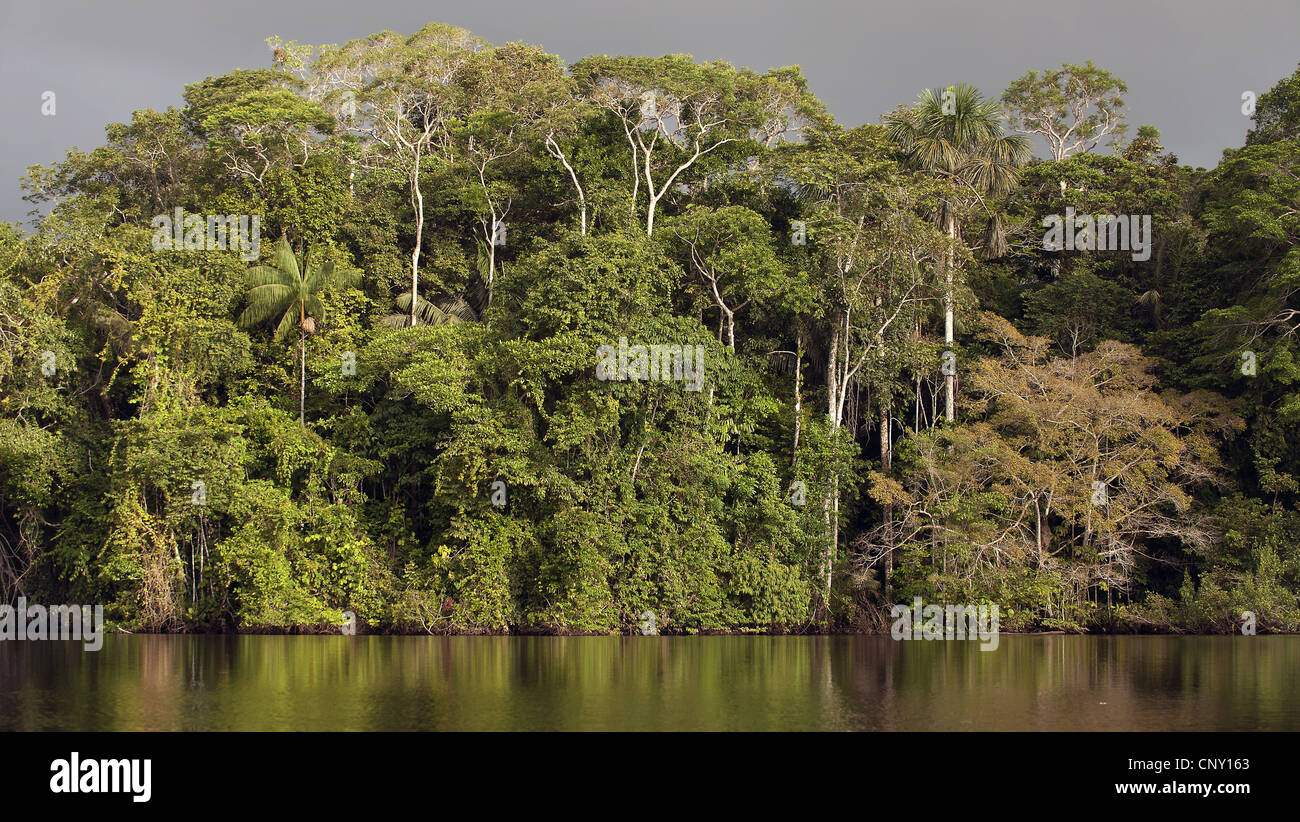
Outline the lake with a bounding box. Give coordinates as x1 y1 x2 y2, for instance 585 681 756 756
1 635 1296 731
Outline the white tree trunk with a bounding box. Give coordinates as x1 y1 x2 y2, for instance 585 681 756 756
944 213 956 423
409 151 424 327
792 329 802 466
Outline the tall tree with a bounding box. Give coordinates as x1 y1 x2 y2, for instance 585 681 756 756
886 84 1030 421
785 123 947 603
1246 62 1300 146
857 313 1236 626
572 56 807 235
238 237 359 423
452 43 570 304
663 205 782 350
310 24 486 326
1001 61 1128 161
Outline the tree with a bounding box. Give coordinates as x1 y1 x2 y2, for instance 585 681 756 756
451 43 571 303
572 56 806 235
1194 138 1300 503
783 122 947 603
1001 61 1129 161
857 313 1238 627
1246 62 1300 146
238 237 359 423
183 69 332 194
22 107 198 220
1121 124 1167 164
663 205 782 350
310 24 486 327
885 84 1030 421
382 292 476 329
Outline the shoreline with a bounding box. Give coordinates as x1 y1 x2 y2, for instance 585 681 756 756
76 627 1292 637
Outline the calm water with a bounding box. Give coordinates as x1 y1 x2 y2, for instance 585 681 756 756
1 635 1296 731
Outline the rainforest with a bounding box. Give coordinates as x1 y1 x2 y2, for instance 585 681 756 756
2 24 1299 637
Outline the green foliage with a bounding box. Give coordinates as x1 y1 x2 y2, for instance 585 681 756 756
1246 62 1300 146
1002 61 1129 160
3 30 1297 636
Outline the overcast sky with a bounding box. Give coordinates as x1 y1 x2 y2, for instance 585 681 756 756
2 0 1298 225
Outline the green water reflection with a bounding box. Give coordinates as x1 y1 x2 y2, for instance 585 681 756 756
1 635 1295 730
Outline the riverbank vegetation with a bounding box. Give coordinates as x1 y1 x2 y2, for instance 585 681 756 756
2 24 1298 634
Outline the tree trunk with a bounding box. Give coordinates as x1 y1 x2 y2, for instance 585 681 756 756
880 405 893 598
944 213 957 423
298 329 306 425
646 192 659 236
821 315 843 616
409 150 424 327
829 476 839 596
486 217 497 306
792 328 802 466
827 315 840 424
546 135 587 236
1035 496 1044 563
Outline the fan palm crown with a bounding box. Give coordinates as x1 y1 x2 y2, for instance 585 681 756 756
885 83 1030 205
885 84 1030 422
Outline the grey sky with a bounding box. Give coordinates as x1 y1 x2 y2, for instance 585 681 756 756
2 0 1298 226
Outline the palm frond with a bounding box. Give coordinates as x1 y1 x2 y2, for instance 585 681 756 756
305 295 326 327
390 291 478 326
271 236 301 283
242 234 365 346
1137 289 1163 326
239 284 295 328
246 265 296 290
304 260 330 293
273 302 302 342
889 83 1029 200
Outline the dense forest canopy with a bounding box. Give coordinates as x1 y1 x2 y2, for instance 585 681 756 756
2 23 1298 634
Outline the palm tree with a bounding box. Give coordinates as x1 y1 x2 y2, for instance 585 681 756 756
381 293 477 328
238 237 360 424
886 84 1030 421
380 242 486 328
